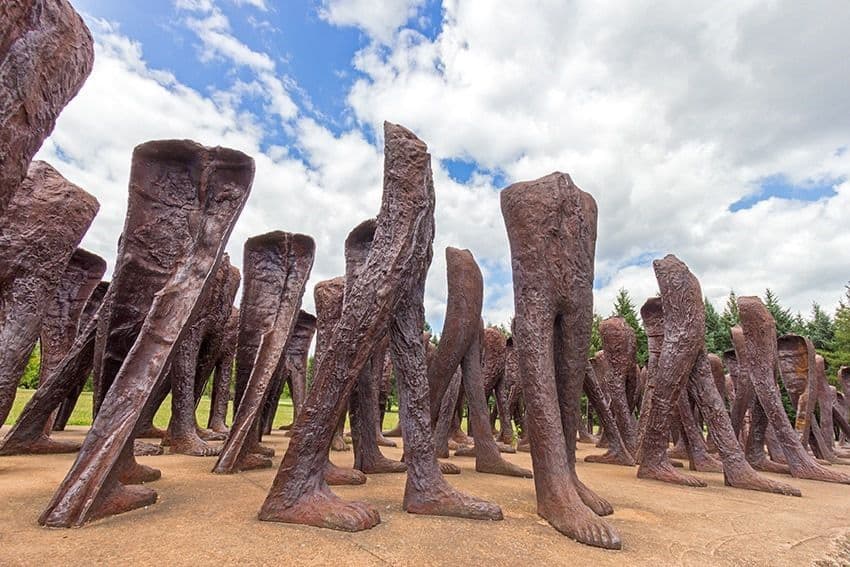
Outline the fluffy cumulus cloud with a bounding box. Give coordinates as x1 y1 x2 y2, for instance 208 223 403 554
319 0 427 43
345 0 850 316
36 0 850 335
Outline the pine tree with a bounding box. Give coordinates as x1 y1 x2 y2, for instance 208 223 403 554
825 283 850 379
610 288 648 366
764 288 796 336
588 313 602 357
807 302 835 350
716 290 739 353
703 297 724 355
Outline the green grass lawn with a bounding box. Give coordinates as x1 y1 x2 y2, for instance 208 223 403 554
4 389 401 431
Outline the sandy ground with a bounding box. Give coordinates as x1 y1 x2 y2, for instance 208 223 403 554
1 427 850 566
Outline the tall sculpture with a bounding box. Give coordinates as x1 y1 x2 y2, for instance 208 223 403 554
259 122 501 530
637 259 800 497
0 162 99 424
0 0 94 216
345 220 407 474
502 172 619 549
213 231 315 474
598 317 640 456
54 281 109 431
428 247 531 478
266 310 315 435
584 356 635 467
207 306 239 434
39 140 253 527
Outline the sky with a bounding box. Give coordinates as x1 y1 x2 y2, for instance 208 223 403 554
38 0 850 332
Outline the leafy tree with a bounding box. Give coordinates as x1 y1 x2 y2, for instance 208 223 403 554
763 288 795 336
610 288 648 366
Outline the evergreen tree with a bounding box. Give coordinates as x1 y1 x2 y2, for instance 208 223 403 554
790 311 808 336
610 288 648 366
763 288 795 336
807 302 835 350
589 313 602 357
825 283 850 379
703 297 724 355
716 290 739 353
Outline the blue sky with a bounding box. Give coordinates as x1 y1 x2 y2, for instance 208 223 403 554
38 1 850 330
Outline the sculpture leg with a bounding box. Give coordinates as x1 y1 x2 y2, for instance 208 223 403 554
583 363 635 466
208 358 232 433
168 329 220 456
676 392 722 473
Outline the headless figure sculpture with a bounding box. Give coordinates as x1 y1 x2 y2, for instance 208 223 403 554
270 310 316 435
598 317 640 456
213 231 315 473
0 162 99 424
39 139 253 527
207 306 239 434
502 172 620 549
259 122 502 531
427 247 532 478
583 355 635 466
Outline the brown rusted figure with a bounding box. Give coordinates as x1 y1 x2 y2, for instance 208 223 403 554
53 281 109 431
0 0 93 216
638 261 799 496
502 172 619 549
736 296 850 484
345 220 407 474
598 317 640 456
260 122 501 531
0 281 106 454
268 310 315 435
207 306 239 434
584 354 635 467
213 232 314 473
482 328 513 444
375 351 397 447
0 162 99 424
39 140 253 527
427 247 531 477
165 256 236 456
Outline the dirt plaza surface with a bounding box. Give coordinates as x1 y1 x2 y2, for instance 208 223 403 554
1 426 849 566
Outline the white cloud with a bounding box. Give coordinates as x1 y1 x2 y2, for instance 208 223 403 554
344 0 850 318
319 0 426 43
231 0 267 10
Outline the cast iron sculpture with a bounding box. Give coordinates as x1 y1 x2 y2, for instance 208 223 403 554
213 231 315 474
267 310 315 435
345 220 407 474
598 317 640 456
207 306 239 434
0 0 94 216
0 162 99 424
636 259 800 496
259 122 501 531
427 247 531 477
502 172 619 549
38 140 253 527
584 355 635 467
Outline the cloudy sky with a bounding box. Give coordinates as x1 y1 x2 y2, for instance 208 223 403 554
39 0 850 330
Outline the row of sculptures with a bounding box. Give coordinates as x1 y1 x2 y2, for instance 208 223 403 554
2 0 849 551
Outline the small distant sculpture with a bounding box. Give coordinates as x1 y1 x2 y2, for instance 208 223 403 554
207 306 239 434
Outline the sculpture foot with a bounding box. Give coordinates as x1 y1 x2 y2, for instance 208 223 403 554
87 482 158 524
585 449 635 467
575 478 614 516
439 461 461 475
496 441 516 454
453 445 475 457
451 430 474 446
137 426 167 439
382 424 402 438
170 434 222 457
359 456 407 474
236 452 273 471
792 463 850 484
0 436 80 455
537 484 621 550
476 456 533 478
331 434 349 452
723 466 801 496
749 457 790 475
209 423 230 435
118 462 162 485
403 479 502 521
498 432 514 445
134 440 164 456
376 434 397 448
690 453 724 473
667 445 689 460
250 442 275 457
324 462 367 486
197 428 227 442
637 461 706 487
517 439 530 453
259 486 380 532
577 432 598 445
447 439 459 451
